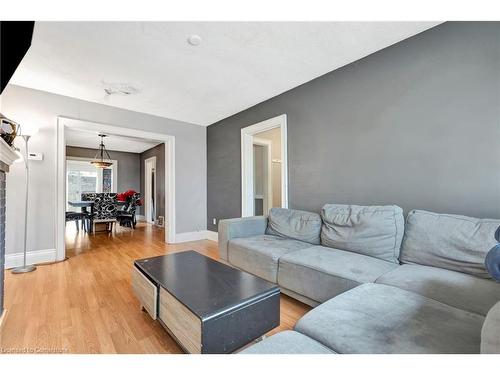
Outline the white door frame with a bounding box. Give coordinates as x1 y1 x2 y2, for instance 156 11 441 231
252 138 272 215
241 114 288 217
56 116 176 261
144 156 157 224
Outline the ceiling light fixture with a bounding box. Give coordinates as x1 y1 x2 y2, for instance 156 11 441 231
187 34 202 46
91 134 113 168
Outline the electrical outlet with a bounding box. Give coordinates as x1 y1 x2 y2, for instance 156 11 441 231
212 218 217 225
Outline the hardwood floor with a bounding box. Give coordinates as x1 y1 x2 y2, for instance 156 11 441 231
0 223 310 353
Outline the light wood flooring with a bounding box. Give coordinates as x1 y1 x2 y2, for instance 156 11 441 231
0 222 310 353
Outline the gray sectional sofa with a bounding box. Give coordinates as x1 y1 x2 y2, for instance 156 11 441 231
217 204 500 354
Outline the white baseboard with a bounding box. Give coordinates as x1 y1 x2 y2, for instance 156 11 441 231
174 231 208 243
174 230 218 243
0 309 6 330
205 230 218 242
4 248 57 269
137 215 165 227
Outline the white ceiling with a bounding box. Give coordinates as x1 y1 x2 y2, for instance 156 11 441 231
66 127 161 153
11 22 440 126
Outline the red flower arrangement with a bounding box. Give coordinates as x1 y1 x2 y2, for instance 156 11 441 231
117 189 143 206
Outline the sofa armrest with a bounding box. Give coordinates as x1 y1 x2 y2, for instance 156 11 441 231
218 216 268 261
481 300 500 353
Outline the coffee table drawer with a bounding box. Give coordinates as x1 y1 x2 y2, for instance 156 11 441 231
132 266 157 320
135 251 280 353
159 287 202 354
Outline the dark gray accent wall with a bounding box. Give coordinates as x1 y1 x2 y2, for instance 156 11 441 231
207 22 500 231
66 146 141 193
140 144 165 218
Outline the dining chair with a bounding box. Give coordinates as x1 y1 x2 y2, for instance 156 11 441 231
116 192 141 229
82 192 118 232
65 211 87 231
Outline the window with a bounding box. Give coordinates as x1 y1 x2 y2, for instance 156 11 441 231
66 158 116 210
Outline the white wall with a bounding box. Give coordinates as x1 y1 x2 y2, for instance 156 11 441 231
1 85 207 257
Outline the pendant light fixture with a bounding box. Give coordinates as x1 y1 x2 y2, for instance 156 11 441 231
91 134 113 168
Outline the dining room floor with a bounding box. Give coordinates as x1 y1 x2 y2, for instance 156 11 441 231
0 223 311 353
64 220 155 258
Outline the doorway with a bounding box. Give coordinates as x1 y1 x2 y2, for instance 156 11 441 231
252 139 271 216
241 114 288 217
56 117 176 262
144 156 157 224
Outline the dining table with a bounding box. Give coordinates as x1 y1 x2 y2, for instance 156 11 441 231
68 200 127 233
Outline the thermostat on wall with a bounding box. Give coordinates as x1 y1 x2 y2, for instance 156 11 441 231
27 152 43 161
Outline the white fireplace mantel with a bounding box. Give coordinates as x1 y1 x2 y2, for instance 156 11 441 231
0 135 18 327
0 137 19 171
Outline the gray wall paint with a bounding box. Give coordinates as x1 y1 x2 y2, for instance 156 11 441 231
207 22 500 231
139 143 165 218
2 85 206 256
66 146 141 193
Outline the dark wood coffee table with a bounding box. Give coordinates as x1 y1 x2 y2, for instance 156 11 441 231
132 250 280 354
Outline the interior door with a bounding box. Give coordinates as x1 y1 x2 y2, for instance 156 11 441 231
145 157 157 223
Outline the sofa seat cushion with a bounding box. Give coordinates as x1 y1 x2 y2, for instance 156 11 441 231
240 331 335 354
278 246 398 303
228 235 314 282
295 283 484 354
266 208 322 245
321 204 404 263
400 210 500 278
376 264 500 316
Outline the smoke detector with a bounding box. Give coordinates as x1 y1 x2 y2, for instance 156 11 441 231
102 81 140 96
187 34 202 46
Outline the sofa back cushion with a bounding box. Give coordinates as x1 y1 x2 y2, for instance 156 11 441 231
400 210 500 278
266 208 322 245
320 204 404 263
